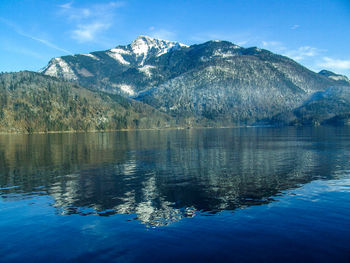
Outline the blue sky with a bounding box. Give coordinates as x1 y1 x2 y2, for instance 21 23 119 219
1 0 350 76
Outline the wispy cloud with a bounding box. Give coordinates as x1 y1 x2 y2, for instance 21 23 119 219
262 41 283 47
72 22 111 42
59 2 73 10
20 33 72 55
189 32 258 46
2 42 45 60
318 57 350 70
291 24 300 30
58 1 124 43
148 28 176 41
261 40 286 51
0 17 72 54
259 40 349 76
283 46 323 61
259 39 324 62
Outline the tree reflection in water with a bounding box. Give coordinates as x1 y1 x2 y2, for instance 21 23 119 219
1 127 350 226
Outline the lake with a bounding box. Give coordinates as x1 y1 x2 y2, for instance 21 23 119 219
0 127 350 262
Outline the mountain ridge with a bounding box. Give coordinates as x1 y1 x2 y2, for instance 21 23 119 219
3 35 347 131
318 69 350 85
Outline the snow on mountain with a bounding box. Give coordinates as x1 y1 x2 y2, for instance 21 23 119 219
41 35 188 80
138 65 156 77
82 53 100 60
106 48 131 65
41 58 78 80
329 75 349 82
130 35 188 65
104 36 187 65
117 84 135 96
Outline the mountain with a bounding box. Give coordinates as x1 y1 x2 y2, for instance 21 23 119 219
135 41 347 126
41 36 349 126
0 71 174 133
40 35 188 96
318 70 350 85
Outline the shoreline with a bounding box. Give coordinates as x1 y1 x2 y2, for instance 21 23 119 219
0 124 343 135
0 125 263 135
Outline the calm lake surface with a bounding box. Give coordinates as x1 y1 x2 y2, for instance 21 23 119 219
0 127 350 262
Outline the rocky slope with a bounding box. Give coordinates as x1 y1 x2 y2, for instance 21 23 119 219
41 36 350 126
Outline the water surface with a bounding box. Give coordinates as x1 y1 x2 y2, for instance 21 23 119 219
0 127 350 262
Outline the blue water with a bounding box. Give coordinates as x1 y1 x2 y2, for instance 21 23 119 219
0 127 350 262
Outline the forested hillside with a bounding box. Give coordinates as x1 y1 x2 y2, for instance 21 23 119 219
0 71 174 133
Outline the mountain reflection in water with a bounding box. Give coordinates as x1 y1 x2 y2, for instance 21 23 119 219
1 127 350 226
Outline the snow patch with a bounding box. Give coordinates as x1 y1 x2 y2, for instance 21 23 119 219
118 84 135 96
138 65 156 77
44 58 77 80
329 75 349 82
130 35 188 65
213 50 235 58
106 49 130 65
82 53 99 60
110 48 130 54
131 37 151 56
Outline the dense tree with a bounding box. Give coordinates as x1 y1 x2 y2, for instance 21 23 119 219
0 71 174 133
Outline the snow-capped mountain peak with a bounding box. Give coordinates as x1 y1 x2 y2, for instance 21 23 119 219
130 35 188 64
40 36 189 81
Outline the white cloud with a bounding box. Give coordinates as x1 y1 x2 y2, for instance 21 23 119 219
59 2 73 9
262 41 283 47
261 40 286 52
283 46 323 61
59 2 124 43
236 40 248 46
58 1 124 21
259 40 323 62
258 40 325 63
72 22 110 42
258 42 350 76
149 29 176 41
318 57 350 70
291 24 300 30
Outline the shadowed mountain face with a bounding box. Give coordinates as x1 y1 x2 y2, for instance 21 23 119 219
273 86 350 126
41 36 349 126
1 127 350 226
